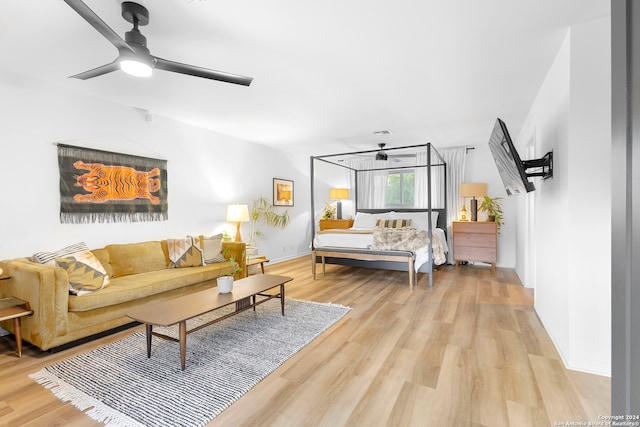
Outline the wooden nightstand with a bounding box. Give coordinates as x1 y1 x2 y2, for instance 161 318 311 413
453 221 497 270
319 219 354 231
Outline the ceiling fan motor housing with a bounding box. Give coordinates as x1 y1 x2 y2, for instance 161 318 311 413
125 28 149 50
376 143 388 160
122 2 149 26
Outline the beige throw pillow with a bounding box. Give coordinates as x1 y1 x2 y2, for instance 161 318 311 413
199 234 226 264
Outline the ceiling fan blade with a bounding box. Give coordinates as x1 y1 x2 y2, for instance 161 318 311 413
154 57 253 86
70 60 120 80
64 0 134 54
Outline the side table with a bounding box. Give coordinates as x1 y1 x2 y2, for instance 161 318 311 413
246 255 269 274
0 297 34 357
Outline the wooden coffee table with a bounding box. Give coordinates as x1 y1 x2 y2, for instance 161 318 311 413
126 274 293 370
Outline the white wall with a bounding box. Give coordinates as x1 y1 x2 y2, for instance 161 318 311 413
0 79 311 263
515 15 611 376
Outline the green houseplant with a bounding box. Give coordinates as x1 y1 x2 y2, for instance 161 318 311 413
248 196 290 250
216 255 243 293
479 195 504 230
322 202 336 220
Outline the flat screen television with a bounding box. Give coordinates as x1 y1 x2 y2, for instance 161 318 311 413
488 118 536 196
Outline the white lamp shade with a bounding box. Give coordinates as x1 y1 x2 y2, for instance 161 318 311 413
459 183 488 198
329 188 349 200
226 204 250 222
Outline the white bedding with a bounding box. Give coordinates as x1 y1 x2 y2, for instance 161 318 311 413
313 227 449 269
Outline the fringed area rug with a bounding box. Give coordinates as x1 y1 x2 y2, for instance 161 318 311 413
30 299 351 427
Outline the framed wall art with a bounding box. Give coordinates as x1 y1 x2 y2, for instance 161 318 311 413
273 178 294 206
57 143 168 223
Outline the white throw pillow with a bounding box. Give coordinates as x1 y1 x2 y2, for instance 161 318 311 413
200 234 226 264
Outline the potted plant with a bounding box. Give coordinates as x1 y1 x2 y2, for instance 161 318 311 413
479 195 504 230
216 256 242 294
322 202 336 220
248 196 290 252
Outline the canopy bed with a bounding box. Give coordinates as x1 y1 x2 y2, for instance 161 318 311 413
310 143 448 288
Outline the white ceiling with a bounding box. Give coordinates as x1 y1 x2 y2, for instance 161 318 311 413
1 0 609 156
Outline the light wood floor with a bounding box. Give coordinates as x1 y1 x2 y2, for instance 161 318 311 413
0 258 610 426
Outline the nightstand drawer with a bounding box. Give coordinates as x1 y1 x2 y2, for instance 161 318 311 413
454 247 497 263
453 232 496 248
453 222 496 234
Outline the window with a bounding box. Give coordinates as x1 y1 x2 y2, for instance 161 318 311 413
385 170 415 207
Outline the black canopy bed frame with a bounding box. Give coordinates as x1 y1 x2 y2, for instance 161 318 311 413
310 143 447 289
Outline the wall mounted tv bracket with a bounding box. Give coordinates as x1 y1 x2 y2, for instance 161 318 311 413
523 151 553 180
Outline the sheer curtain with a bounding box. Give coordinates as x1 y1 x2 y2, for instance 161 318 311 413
415 151 429 208
441 147 467 263
344 159 387 209
415 150 446 209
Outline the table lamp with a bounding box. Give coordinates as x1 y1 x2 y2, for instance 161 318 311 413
460 183 487 222
329 188 349 219
226 204 250 242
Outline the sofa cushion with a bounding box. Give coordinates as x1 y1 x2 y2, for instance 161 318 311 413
167 237 204 268
56 250 110 295
105 241 168 278
67 262 235 312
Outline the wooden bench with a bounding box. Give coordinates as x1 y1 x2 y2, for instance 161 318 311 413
312 247 416 291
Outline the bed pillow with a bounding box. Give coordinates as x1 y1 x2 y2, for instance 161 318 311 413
55 250 110 295
167 236 205 268
352 212 377 228
390 211 439 231
352 212 391 229
34 242 90 266
375 219 412 228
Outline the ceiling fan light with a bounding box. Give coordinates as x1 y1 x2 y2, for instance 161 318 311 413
120 58 153 77
376 151 388 161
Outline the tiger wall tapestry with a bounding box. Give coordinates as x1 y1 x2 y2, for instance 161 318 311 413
58 144 168 223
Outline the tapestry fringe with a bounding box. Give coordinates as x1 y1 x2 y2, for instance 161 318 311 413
29 369 145 427
60 212 168 224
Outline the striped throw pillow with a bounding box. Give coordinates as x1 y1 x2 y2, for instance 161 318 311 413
34 242 90 266
375 219 412 228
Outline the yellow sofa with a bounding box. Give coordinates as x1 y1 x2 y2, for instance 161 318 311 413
0 240 246 351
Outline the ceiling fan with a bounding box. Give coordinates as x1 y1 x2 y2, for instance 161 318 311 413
375 143 388 161
367 143 416 162
63 0 253 86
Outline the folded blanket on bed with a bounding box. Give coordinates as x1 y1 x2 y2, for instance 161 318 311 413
371 227 429 251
